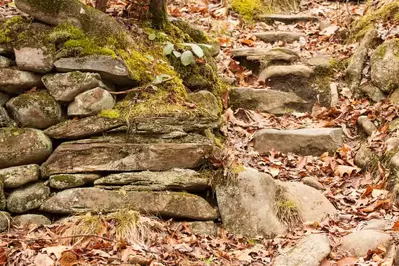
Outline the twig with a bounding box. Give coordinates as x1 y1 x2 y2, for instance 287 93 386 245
0 234 116 243
108 86 145 95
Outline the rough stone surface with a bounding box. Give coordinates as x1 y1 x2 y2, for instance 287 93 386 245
253 128 343 155
386 137 399 152
231 48 299 62
307 55 333 72
67 87 115 116
302 177 324 190
94 169 210 191
42 71 102 102
0 68 42 94
260 14 318 24
229 88 310 114
359 83 386 102
274 234 330 266
40 188 218 220
7 182 50 214
362 219 390 231
340 230 392 257
41 138 212 176
0 56 11 68
0 92 10 106
44 116 124 139
355 144 375 169
0 107 16 127
0 164 40 188
12 214 51 227
259 65 314 82
390 88 399 104
0 212 11 232
357 116 377 136
54 56 137 86
49 174 101 189
188 90 220 118
216 168 286 238
14 47 54 73
0 182 5 211
371 39 399 92
6 91 62 129
0 128 53 168
254 31 305 43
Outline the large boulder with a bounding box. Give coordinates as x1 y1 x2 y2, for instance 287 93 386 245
14 47 54 73
6 91 62 129
94 169 210 191
49 174 101 189
42 71 102 102
7 182 51 213
0 68 42 94
340 230 392 257
67 87 115 116
0 164 40 188
0 128 53 168
40 188 218 220
41 137 212 176
371 39 399 92
252 128 343 155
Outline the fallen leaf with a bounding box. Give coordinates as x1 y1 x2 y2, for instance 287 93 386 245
337 256 359 266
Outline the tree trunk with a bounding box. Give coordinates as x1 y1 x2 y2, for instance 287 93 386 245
149 0 168 30
95 0 108 12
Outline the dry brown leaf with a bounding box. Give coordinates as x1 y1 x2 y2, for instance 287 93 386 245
337 256 359 266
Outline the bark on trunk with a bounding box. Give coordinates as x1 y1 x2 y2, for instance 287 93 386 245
149 0 168 30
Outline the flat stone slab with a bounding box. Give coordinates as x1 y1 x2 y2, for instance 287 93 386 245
40 188 218 220
254 31 305 43
231 48 299 62
14 47 54 73
44 116 124 139
258 65 314 83
253 128 343 155
54 55 137 86
41 138 213 176
49 174 101 190
0 68 42 94
94 169 210 191
229 88 310 114
259 14 318 24
274 234 330 266
340 230 392 257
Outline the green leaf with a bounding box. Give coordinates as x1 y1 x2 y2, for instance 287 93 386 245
163 43 174 55
148 33 156 41
173 51 182 58
153 74 171 85
146 55 155 61
181 51 195 66
191 44 204 58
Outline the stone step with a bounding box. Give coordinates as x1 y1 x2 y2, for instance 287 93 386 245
231 48 299 62
229 87 311 114
259 14 318 24
252 128 343 156
254 31 305 43
258 64 314 83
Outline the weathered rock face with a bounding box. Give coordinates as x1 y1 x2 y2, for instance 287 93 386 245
12 214 51 227
254 31 305 43
340 230 392 257
229 88 310 114
187 90 220 118
49 174 101 189
14 47 54 73
390 88 399 104
371 39 399 92
357 116 377 136
0 92 10 106
0 211 11 232
6 91 62 129
359 83 386 102
355 144 375 169
94 169 210 191
274 234 330 266
42 71 102 102
0 68 42 94
0 128 53 168
44 116 124 139
41 138 213 176
0 56 11 68
0 164 40 188
7 182 50 214
67 87 115 116
253 128 343 155
0 107 16 127
216 168 286 238
0 182 5 211
40 188 218 220
54 56 137 86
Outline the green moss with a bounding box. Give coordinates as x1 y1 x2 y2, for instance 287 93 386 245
98 109 121 119
204 129 223 148
231 0 263 21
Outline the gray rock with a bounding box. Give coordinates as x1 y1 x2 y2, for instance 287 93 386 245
390 88 399 104
0 56 11 68
252 128 343 156
355 144 375 169
0 107 16 127
386 137 399 152
229 87 310 114
12 214 51 227
54 55 137 86
231 48 299 62
254 31 305 43
0 212 11 232
172 221 218 236
391 152 399 170
44 116 124 139
259 65 314 82
216 168 286 238
0 128 53 168
307 55 333 72
42 71 102 102
0 182 5 211
0 68 42 94
49 174 101 189
67 87 115 116
40 188 218 220
94 169 210 191
340 230 392 257
14 47 54 73
274 234 330 266
7 182 50 213
0 164 40 188
6 91 62 129
371 39 399 92
359 83 386 102
259 14 318 24
302 177 324 190
357 116 377 136
188 90 219 118
362 219 390 231
41 137 212 176
0 92 10 106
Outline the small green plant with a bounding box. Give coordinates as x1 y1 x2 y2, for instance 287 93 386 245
163 42 204 66
274 187 302 228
